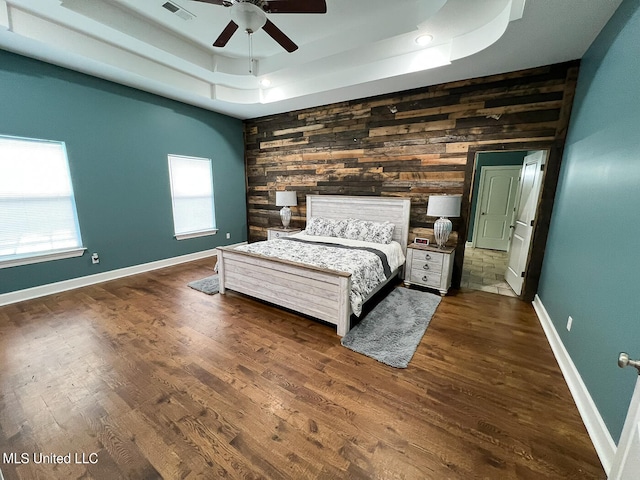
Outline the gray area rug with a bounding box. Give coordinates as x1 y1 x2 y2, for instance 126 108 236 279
341 287 442 368
187 275 219 295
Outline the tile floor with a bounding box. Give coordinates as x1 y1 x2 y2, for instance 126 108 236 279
461 246 517 297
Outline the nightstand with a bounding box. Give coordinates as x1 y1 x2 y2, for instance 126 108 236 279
404 243 455 295
267 227 302 240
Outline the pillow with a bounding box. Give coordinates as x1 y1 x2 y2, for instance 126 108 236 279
343 218 395 244
305 217 348 237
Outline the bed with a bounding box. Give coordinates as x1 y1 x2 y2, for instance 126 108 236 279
216 195 411 336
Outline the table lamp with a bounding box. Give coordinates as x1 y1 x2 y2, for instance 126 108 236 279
426 194 461 248
275 191 297 229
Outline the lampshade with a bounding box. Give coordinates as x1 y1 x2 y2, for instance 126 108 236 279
275 191 297 207
426 195 461 218
230 2 267 33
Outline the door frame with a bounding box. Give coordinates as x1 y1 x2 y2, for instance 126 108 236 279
454 143 562 301
609 373 640 478
471 164 521 250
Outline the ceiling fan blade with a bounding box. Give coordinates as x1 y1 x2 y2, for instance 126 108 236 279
191 0 230 6
262 19 298 52
263 0 327 14
213 20 239 47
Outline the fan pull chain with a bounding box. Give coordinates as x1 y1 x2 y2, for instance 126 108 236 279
248 32 254 75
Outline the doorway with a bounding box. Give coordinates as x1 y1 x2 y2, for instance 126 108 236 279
462 150 539 297
461 246 516 296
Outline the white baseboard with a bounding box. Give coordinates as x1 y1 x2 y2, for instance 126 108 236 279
532 294 616 474
0 248 221 306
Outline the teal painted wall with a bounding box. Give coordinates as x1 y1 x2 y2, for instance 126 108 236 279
468 151 527 242
537 0 640 443
0 50 246 294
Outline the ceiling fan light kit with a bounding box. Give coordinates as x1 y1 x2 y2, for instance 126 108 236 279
229 2 266 33
227 2 267 74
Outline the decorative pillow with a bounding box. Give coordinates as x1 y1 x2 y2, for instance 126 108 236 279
305 217 348 237
329 218 349 238
343 218 395 244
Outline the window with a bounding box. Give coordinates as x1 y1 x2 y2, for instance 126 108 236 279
0 135 85 269
168 154 217 240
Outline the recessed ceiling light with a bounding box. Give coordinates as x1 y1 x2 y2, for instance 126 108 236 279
415 34 433 46
259 78 271 87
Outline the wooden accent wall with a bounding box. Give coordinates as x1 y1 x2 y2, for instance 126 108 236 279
244 61 579 298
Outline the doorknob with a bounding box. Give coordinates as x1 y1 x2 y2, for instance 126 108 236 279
618 352 640 374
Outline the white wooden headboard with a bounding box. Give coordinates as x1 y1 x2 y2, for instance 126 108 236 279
306 195 411 255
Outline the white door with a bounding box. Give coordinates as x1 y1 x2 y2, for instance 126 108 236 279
505 151 546 295
473 165 521 251
610 356 640 479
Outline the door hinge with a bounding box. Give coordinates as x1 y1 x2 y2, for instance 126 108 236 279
530 219 535 227
521 272 525 278
540 164 545 172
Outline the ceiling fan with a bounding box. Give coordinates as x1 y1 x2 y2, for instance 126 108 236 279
193 0 327 53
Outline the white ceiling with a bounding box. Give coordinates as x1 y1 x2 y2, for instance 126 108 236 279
0 0 623 119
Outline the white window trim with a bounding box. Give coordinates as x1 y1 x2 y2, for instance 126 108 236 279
167 154 217 239
0 247 86 270
174 229 218 241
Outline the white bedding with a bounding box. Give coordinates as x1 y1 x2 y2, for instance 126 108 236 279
289 232 405 272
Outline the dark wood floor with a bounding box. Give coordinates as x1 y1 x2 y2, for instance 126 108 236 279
0 258 604 479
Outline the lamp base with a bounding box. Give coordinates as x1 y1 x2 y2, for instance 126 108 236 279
433 217 452 249
280 206 292 229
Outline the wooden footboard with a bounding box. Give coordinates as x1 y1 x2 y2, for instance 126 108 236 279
216 245 352 336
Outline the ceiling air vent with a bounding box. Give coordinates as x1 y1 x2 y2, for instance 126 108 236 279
162 1 195 21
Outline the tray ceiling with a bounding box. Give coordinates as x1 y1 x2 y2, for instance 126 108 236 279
0 0 623 119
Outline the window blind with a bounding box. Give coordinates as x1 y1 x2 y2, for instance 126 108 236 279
0 135 84 267
168 155 216 239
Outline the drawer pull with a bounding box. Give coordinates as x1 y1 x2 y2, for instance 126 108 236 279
422 264 430 270
422 275 429 282
424 254 431 260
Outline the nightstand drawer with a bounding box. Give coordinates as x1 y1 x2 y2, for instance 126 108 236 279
267 228 301 240
409 270 442 288
410 250 443 273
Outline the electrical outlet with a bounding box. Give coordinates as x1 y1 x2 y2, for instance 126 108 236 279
91 252 100 264
226 233 230 239
567 316 573 331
